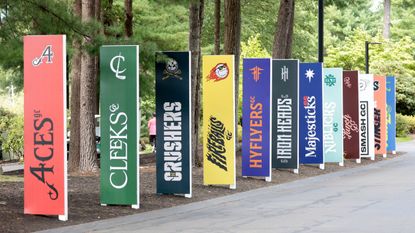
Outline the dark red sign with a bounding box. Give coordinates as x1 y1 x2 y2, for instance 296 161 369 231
342 71 360 159
24 35 67 219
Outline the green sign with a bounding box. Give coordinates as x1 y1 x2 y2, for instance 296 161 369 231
100 45 139 207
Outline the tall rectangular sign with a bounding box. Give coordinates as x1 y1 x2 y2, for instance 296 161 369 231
202 55 236 188
299 63 323 165
343 71 360 160
271 59 299 170
359 74 375 160
24 35 68 220
100 45 139 208
386 76 397 153
155 52 191 196
374 75 387 157
323 68 344 164
242 58 271 179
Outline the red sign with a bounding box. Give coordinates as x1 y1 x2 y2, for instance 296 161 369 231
343 71 360 159
24 35 67 220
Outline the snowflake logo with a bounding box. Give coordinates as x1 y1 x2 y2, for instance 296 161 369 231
305 69 315 83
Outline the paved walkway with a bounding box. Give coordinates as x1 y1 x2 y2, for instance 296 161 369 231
41 141 415 233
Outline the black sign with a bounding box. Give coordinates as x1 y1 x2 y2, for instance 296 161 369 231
155 52 191 195
271 59 298 169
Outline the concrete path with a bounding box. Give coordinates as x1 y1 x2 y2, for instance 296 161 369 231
41 141 415 233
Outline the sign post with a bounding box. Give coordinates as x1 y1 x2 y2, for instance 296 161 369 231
299 63 324 169
100 45 140 208
24 35 68 221
155 52 192 197
242 58 272 182
323 68 344 166
202 55 236 189
271 59 299 174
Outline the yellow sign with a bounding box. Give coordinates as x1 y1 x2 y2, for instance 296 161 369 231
202 55 236 187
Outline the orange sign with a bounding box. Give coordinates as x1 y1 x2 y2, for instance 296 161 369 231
24 35 67 220
373 75 387 156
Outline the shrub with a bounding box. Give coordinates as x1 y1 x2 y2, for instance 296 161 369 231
0 107 23 159
396 113 415 137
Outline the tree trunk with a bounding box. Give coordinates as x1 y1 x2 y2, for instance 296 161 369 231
272 0 295 59
214 0 221 54
124 0 133 37
383 0 391 39
94 0 100 115
189 0 204 167
68 0 82 173
80 0 98 172
103 0 113 36
224 0 240 140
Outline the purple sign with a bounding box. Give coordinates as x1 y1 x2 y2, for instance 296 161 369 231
242 58 271 178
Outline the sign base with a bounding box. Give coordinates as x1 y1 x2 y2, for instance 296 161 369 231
339 162 344 167
131 204 139 209
319 164 325 170
392 151 396 155
265 176 272 182
293 169 299 174
356 159 361 164
58 214 68 221
173 193 192 198
383 154 387 158
371 156 375 161
229 184 236 190
101 204 107 206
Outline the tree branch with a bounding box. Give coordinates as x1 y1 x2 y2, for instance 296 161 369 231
22 0 92 40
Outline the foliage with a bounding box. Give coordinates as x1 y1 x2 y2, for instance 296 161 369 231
396 113 415 137
396 113 415 136
140 96 155 137
0 0 415 135
0 107 23 159
325 28 415 114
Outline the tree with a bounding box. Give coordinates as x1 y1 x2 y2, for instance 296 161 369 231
383 0 391 39
224 0 240 139
125 0 133 37
189 0 204 166
272 0 295 58
68 0 82 172
80 0 98 172
214 0 221 54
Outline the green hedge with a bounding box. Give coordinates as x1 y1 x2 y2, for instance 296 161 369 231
396 113 415 137
0 107 23 159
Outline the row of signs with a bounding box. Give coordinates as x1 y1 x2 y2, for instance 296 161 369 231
23 36 397 219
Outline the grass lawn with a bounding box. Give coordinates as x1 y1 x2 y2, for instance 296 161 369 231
0 174 23 182
397 136 412 142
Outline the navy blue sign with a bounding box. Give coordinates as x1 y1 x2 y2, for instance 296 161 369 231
299 63 323 164
242 58 271 177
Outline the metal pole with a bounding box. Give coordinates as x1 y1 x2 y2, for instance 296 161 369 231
365 41 369 74
318 0 324 63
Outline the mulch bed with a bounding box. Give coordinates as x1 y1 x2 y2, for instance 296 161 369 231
0 151 403 233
